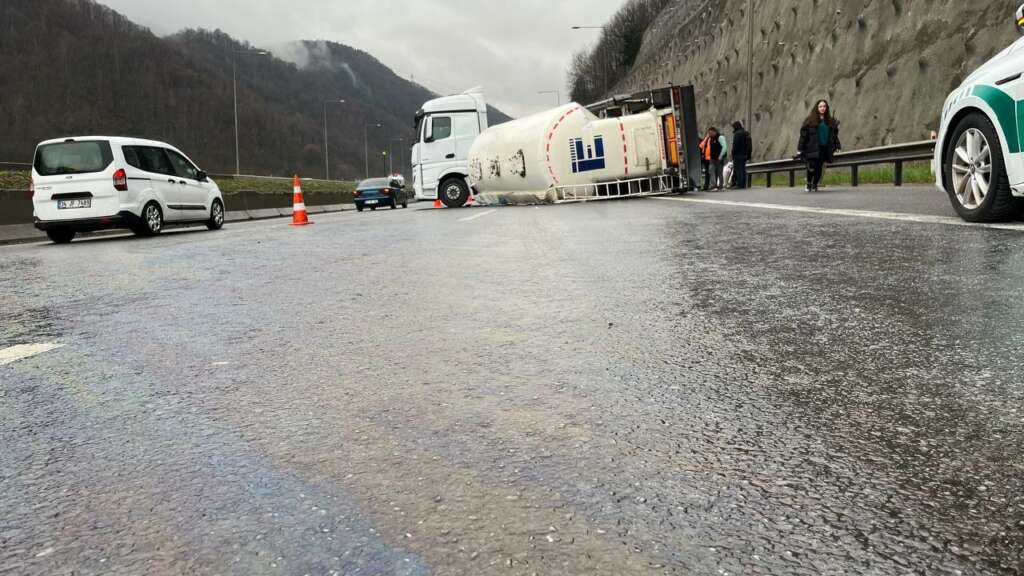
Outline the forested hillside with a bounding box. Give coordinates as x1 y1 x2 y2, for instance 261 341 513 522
0 0 509 179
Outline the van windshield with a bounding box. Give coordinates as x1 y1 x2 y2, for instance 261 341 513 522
34 141 114 176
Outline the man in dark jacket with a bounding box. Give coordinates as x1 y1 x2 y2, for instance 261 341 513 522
731 121 752 189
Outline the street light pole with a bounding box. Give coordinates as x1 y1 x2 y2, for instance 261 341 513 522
233 55 238 175
389 138 405 175
323 99 345 180
232 49 268 175
364 123 382 179
571 26 609 95
748 0 754 134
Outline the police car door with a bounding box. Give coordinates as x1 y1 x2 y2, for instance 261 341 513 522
984 35 1024 186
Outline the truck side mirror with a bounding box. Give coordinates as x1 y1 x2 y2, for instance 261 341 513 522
1018 3 1024 35
424 117 435 143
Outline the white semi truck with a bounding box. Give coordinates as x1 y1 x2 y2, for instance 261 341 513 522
411 88 488 206
413 86 699 208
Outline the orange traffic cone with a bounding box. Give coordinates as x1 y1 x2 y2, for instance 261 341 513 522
465 195 474 206
291 175 312 226
432 199 443 209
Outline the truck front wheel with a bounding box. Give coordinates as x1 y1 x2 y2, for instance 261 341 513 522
440 177 470 208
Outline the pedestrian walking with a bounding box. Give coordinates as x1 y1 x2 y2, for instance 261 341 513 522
698 128 721 191
797 99 841 192
731 121 752 189
714 128 729 190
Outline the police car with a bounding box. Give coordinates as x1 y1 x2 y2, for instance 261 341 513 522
936 4 1024 222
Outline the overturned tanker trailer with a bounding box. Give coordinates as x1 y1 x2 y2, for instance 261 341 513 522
465 85 700 206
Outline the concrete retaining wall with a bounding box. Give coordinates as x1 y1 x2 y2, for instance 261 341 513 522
0 190 353 245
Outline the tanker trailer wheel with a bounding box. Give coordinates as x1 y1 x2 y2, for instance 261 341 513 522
440 177 470 208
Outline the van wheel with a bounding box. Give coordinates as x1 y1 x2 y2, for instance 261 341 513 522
137 202 163 236
440 177 470 208
945 112 1016 222
207 199 225 230
46 229 75 244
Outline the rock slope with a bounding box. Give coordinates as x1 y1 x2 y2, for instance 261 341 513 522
619 0 1018 160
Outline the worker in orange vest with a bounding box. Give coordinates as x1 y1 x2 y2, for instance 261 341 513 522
697 128 722 191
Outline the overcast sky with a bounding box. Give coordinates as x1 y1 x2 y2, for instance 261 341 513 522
97 0 625 118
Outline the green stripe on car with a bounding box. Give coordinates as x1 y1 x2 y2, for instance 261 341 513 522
972 85 1021 153
1019 99 1024 155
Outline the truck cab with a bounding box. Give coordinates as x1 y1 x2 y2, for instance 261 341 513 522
412 89 488 205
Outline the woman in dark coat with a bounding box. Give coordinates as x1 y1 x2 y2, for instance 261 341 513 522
798 100 841 192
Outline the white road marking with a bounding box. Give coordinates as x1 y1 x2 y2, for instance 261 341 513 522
654 197 1024 232
459 209 497 222
0 342 64 366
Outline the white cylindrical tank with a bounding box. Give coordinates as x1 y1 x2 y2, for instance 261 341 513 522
468 103 666 205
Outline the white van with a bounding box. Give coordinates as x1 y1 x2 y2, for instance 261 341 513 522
411 89 488 207
935 5 1024 222
32 136 225 243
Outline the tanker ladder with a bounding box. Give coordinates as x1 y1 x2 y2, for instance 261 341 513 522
550 173 683 204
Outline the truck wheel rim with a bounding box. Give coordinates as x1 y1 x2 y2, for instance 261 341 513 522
213 203 224 225
147 205 161 231
445 184 461 200
952 128 992 210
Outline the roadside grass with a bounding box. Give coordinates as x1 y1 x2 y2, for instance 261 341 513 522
0 170 30 190
748 161 934 188
0 170 355 194
215 176 356 194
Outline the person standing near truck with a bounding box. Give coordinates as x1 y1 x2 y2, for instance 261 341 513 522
731 121 752 189
797 100 841 192
714 128 729 190
698 128 720 191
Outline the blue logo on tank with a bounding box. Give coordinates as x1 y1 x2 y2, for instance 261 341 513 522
570 136 606 173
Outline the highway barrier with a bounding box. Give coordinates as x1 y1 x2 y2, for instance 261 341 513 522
0 189 354 245
746 141 936 188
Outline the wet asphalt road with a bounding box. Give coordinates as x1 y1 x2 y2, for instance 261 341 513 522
2 186 1023 575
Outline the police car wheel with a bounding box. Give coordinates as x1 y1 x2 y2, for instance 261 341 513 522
945 112 1016 223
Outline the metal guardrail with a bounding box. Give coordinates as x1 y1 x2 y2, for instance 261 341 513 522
0 165 357 185
209 173 358 184
746 140 936 188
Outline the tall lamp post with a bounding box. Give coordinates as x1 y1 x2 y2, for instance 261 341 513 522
389 137 405 174
232 49 269 175
747 0 754 133
571 26 609 95
538 90 561 106
323 99 346 180
364 123 382 179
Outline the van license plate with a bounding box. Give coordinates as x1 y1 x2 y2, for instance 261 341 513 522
57 199 91 209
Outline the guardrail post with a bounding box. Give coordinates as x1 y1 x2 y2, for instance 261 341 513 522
789 170 795 187
767 172 772 188
851 165 859 187
894 161 903 187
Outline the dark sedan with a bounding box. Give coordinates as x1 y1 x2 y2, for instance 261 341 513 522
354 178 409 212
